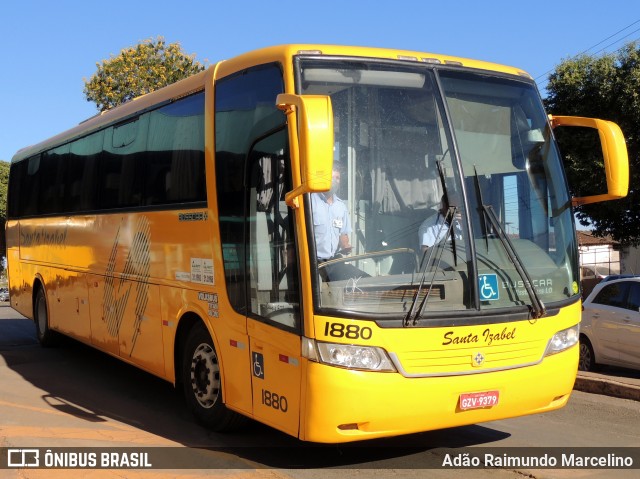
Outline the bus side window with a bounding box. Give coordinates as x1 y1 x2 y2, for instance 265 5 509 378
68 130 102 213
215 63 286 316
146 92 206 206
99 116 148 210
39 144 70 215
247 131 300 330
16 155 41 217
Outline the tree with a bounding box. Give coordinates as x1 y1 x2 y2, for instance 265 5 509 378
0 161 9 262
545 42 640 245
84 36 206 112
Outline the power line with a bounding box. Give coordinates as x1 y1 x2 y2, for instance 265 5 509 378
571 19 640 59
589 26 640 57
535 33 640 91
533 18 640 83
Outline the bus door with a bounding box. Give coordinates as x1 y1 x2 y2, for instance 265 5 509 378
246 134 303 437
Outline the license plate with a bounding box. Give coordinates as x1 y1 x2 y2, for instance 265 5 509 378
459 390 499 410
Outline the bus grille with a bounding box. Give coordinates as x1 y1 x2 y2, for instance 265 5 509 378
392 338 547 377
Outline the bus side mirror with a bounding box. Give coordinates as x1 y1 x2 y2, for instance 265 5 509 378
549 115 629 206
276 93 334 208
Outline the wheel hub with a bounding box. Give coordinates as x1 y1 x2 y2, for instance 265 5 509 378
190 343 220 408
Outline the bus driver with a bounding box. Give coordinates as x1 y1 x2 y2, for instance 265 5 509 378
311 166 352 261
311 166 370 282
418 195 463 253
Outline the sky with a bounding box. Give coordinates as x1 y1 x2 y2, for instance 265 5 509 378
1 0 640 162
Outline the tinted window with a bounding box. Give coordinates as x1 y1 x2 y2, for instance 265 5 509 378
68 130 102 212
215 63 286 313
21 155 42 217
593 282 630 308
99 116 147 209
8 158 27 218
626 282 640 312
146 92 206 205
39 144 70 215
9 92 206 218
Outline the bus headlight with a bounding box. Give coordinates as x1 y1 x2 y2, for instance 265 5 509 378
302 338 396 372
545 324 580 356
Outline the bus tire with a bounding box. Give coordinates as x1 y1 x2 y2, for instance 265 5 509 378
181 322 247 432
34 287 58 347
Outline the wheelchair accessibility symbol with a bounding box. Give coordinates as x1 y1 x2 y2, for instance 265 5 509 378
479 274 499 301
252 352 264 379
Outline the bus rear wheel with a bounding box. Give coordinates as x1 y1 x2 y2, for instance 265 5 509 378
181 322 247 432
34 287 58 347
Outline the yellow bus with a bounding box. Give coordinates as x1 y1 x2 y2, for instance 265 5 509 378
6 44 628 443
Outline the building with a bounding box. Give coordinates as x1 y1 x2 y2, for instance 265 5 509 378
577 231 620 279
577 231 620 298
620 244 640 275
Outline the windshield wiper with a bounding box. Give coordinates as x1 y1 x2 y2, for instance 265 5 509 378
472 171 546 319
403 161 464 326
437 160 460 266
403 207 458 327
473 166 490 252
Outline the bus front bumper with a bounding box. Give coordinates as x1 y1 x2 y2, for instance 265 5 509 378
299 345 578 443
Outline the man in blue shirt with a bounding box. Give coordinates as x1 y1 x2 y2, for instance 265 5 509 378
311 168 352 261
418 195 463 253
312 167 369 282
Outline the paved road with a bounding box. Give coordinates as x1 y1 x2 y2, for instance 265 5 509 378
1 304 639 479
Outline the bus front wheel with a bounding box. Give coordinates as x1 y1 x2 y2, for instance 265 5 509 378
181 322 247 432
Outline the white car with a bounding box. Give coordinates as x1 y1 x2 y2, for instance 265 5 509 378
580 276 640 371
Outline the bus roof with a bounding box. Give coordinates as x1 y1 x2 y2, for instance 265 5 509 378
12 44 532 163
220 44 530 79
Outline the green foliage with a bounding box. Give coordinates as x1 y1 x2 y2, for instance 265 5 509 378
83 36 206 112
545 42 640 245
0 161 9 257
0 161 8 218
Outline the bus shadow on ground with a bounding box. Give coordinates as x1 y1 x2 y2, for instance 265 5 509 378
208 424 510 469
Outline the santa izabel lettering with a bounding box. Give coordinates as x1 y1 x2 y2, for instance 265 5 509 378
443 327 516 346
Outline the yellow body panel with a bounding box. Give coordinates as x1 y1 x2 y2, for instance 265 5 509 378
8 210 215 378
301 344 576 443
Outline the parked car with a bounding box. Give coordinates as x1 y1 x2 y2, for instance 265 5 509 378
600 274 638 283
0 288 9 302
580 277 640 371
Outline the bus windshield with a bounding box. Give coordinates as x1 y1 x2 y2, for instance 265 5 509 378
299 59 578 320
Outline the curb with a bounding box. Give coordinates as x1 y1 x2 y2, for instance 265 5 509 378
574 373 640 402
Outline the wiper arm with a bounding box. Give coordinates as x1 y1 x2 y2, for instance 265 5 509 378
404 208 457 327
436 161 459 266
473 166 490 252
482 205 546 319
471 167 544 318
